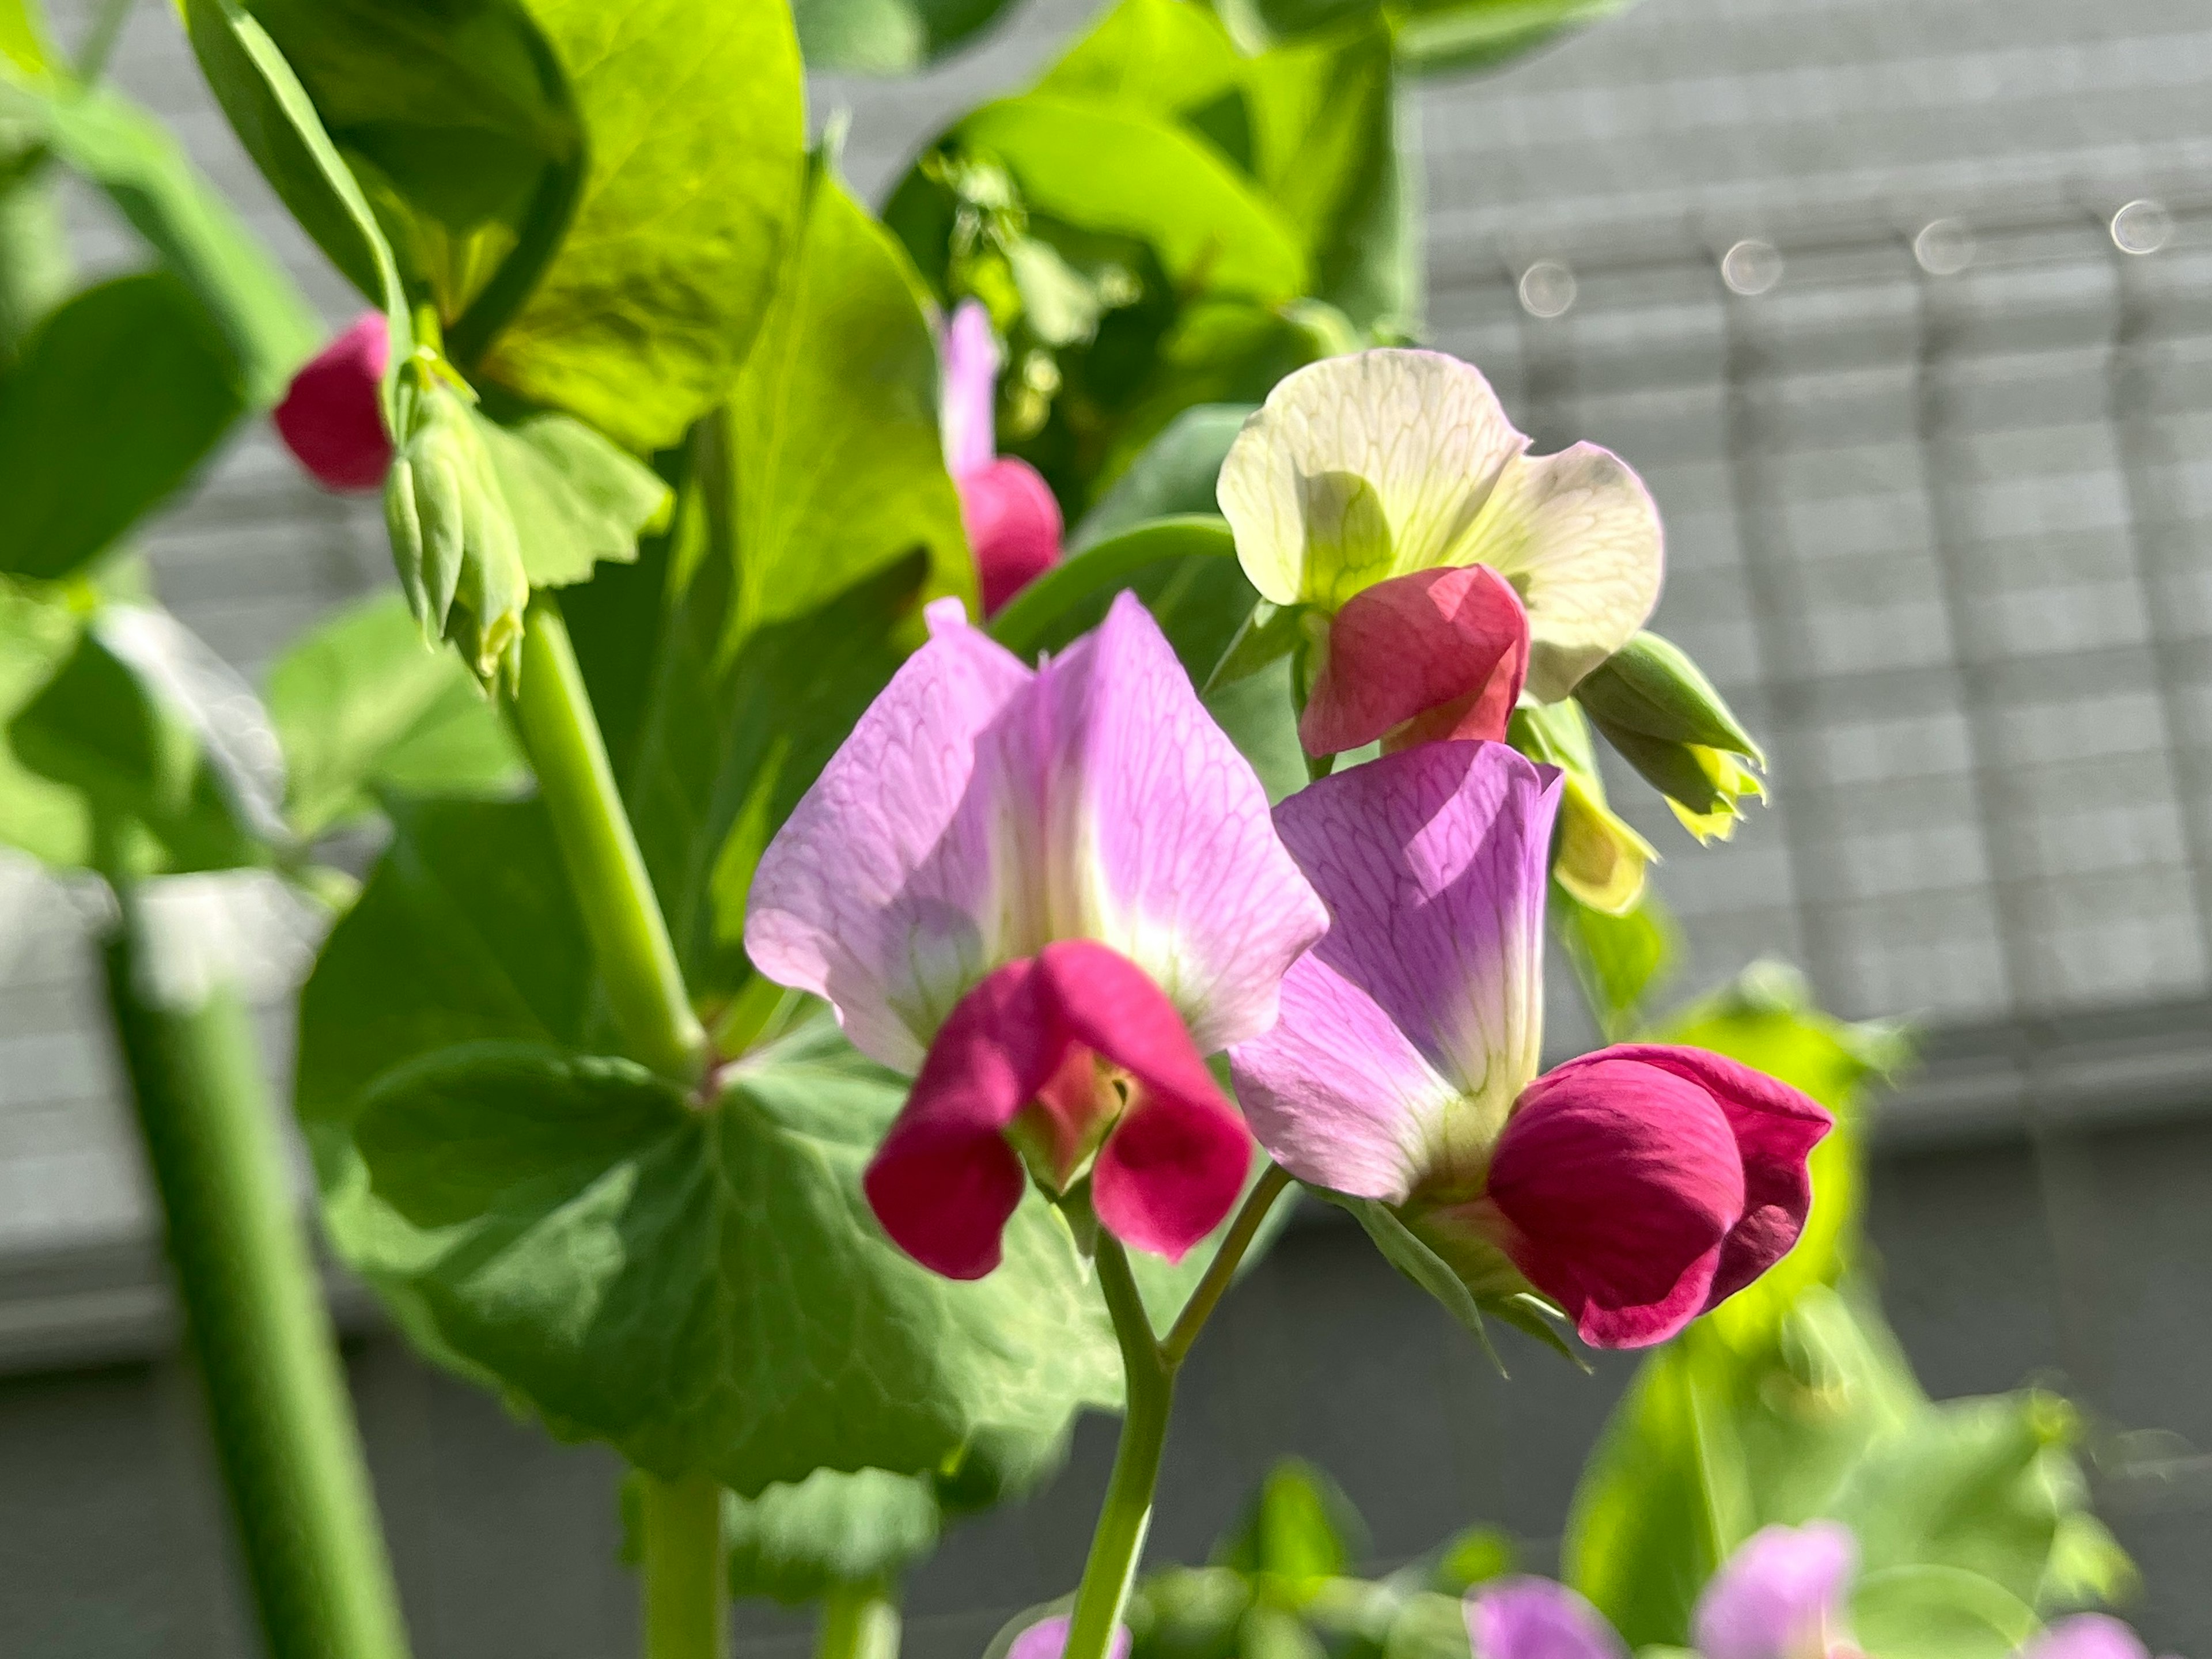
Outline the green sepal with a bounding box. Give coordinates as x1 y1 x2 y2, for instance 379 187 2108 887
1576 632 1763 763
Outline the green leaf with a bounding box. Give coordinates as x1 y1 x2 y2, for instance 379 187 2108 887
266 592 525 839
181 0 414 373
0 272 244 582
1330 1194 1497 1359
9 605 278 874
479 0 807 450
789 0 1018 73
298 797 1121 1492
1212 0 1636 77
1 0 51 73
1555 883 1680 1043
1 75 320 403
1071 404 1253 551
720 1467 944 1603
476 408 671 589
1849 1565 2036 1659
0 583 88 865
724 162 974 637
233 0 582 357
1214 1460 1367 1582
989 516 1240 664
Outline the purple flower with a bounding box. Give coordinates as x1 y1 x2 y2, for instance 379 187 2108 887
1467 1577 1627 1659
1007 1615 1131 1659
746 592 1326 1278
941 300 1063 616
1693 1522 1857 1659
2017 1615 2172 1659
1229 741 1831 1348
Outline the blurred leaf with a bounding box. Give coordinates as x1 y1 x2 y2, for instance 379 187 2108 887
990 516 1240 665
477 408 670 588
791 0 1020 73
181 0 413 363
1212 0 1636 77
1072 403 1253 550
266 592 524 838
1331 1194 1497 1362
1 0 51 72
2 74 320 403
0 273 243 582
236 0 582 357
479 0 806 449
1555 884 1680 1042
0 584 88 865
1430 1525 1515 1594
1215 1460 1368 1584
2039 1513 2138 1612
9 605 277 874
721 1467 943 1603
1849 1565 2036 1659
299 798 1122 1492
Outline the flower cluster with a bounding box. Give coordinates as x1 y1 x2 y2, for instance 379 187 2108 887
1468 1524 2172 1659
745 344 1832 1350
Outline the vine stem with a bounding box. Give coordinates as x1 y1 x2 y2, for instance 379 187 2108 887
1060 1168 1294 1659
639 1472 727 1659
100 875 412 1659
509 596 707 1085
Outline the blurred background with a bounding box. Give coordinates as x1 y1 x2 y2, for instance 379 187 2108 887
3 0 2209 1650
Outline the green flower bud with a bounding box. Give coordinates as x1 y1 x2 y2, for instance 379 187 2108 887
1577 632 1767 843
383 360 528 691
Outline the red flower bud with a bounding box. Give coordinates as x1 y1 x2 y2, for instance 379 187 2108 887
272 312 392 492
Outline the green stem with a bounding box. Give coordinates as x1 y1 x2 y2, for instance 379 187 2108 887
510 597 707 1085
1062 1237 1173 1659
639 1471 727 1659
1162 1164 1291 1365
817 1578 902 1659
100 880 411 1659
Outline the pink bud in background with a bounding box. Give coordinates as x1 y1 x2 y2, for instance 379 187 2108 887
1008 1616 1131 1659
1466 1577 1627 1659
2016 1615 2175 1659
1693 1522 1858 1659
941 298 1063 616
272 313 392 493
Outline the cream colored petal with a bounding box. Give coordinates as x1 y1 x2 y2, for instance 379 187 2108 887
1461 441 1664 702
1217 349 1528 608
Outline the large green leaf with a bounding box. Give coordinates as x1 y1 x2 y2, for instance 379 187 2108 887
181 0 414 374
0 273 243 582
236 0 581 355
1849 1565 2036 1659
298 796 1121 1491
479 0 807 450
266 592 525 839
0 71 319 403
1069 404 1253 550
790 0 1018 73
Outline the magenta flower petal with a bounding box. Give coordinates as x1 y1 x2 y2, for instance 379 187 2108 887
963 456 1064 616
1230 741 1559 1199
746 600 1033 1071
1301 564 1529 757
1039 941 1252 1262
1485 1053 1745 1347
272 312 391 492
1597 1045 1834 1307
1692 1522 1857 1659
1466 1577 1627 1659
2016 1615 2160 1659
1007 1615 1132 1659
1028 592 1328 1055
941 298 999 478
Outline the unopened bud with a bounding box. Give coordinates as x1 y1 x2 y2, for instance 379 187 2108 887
273 312 392 492
1579 632 1766 843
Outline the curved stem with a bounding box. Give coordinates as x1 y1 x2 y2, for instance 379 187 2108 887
1063 1238 1172 1659
639 1471 727 1659
1163 1164 1291 1365
510 597 707 1085
817 1578 902 1659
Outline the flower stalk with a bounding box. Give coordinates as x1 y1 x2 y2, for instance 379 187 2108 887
508 595 707 1086
817 1577 903 1659
638 1472 727 1659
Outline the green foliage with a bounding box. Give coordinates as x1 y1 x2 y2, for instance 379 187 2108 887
0 67 320 402
265 592 524 839
0 584 88 865
0 273 243 582
1215 1461 1368 1582
478 410 671 589
479 0 808 449
1554 884 1681 1042
1215 0 1637 77
1071 404 1255 549
297 796 1122 1494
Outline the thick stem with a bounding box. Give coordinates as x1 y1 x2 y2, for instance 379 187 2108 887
1062 1239 1173 1659
639 1471 728 1659
510 597 707 1084
817 1578 902 1659
101 883 411 1659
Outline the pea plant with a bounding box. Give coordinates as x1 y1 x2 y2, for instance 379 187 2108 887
0 0 2169 1657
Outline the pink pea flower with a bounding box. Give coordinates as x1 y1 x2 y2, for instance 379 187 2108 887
1694 1522 1859 1659
1228 740 1830 1348
272 312 392 492
745 591 1327 1279
1007 1615 1131 1659
942 300 1063 616
2018 1615 2175 1659
1467 1577 1627 1659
